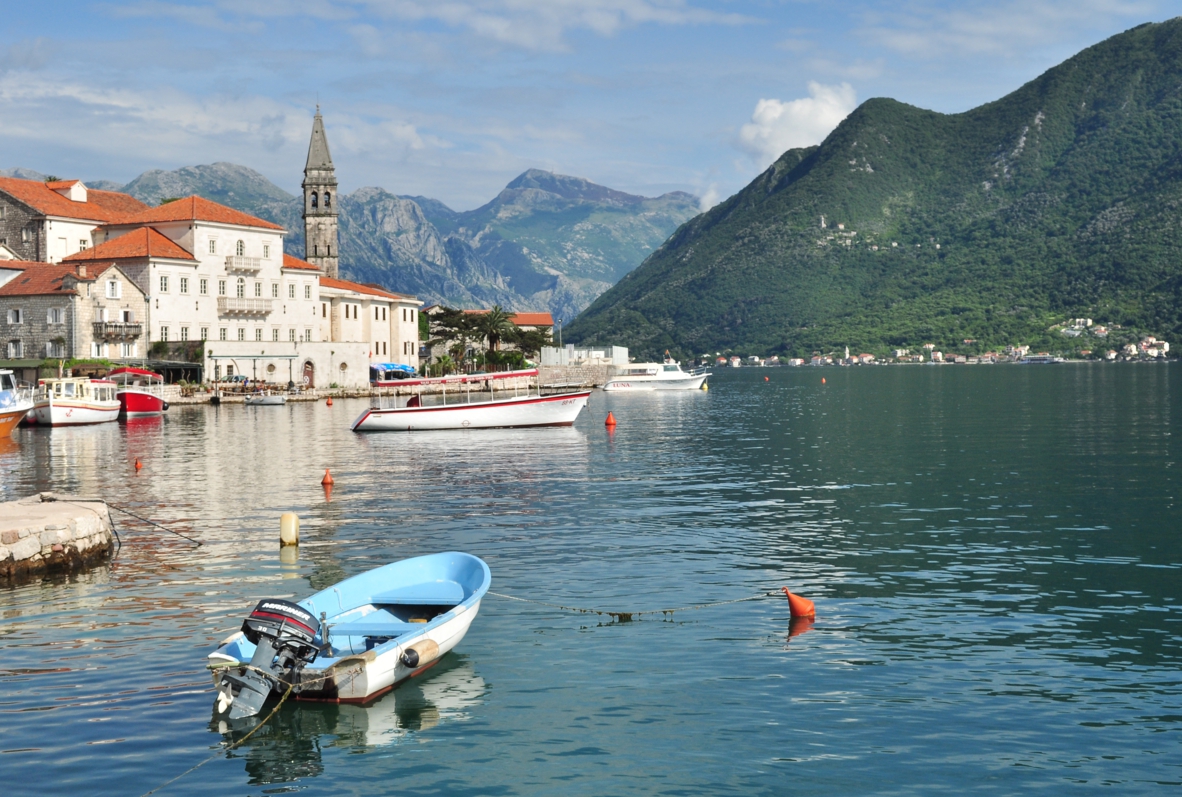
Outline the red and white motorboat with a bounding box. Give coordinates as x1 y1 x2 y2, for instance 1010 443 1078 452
352 368 590 432
109 367 169 417
33 377 121 426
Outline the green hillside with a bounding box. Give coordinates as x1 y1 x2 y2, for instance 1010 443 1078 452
565 19 1182 359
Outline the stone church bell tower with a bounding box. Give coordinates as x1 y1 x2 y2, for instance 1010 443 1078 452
303 107 339 278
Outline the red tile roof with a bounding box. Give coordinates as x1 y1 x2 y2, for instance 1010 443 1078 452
63 227 195 262
0 262 114 296
0 177 149 223
0 260 41 271
464 309 554 326
319 275 403 299
113 195 285 231
509 312 554 327
282 253 321 271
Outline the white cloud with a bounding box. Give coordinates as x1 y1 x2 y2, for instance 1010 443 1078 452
698 183 720 211
737 82 857 168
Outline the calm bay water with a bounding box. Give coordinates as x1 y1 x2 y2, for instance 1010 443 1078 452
0 364 1178 795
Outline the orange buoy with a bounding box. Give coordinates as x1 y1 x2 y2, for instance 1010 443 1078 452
321 468 334 485
781 587 816 618
326 397 333 406
821 377 826 384
764 376 769 381
605 412 617 427
134 457 143 471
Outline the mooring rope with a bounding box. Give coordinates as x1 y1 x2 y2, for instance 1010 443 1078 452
50 496 202 547
487 589 783 621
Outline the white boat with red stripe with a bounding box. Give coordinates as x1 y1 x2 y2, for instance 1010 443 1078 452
352 368 590 432
32 377 121 426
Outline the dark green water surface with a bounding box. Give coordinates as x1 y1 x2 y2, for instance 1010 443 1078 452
0 364 1178 795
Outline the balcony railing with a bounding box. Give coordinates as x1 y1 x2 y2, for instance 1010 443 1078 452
224 255 262 273
93 322 143 339
217 297 272 316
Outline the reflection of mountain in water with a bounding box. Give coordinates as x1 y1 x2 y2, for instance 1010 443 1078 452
211 655 486 786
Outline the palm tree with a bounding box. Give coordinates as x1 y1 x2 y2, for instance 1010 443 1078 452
434 354 455 376
473 306 514 359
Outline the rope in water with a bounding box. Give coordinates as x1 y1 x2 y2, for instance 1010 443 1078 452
487 589 783 620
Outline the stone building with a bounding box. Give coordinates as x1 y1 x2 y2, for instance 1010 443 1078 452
303 108 340 278
0 261 148 360
0 178 148 263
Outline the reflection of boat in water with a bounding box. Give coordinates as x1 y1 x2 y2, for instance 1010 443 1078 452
212 655 486 786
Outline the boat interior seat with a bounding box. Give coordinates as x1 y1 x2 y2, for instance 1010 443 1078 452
328 618 418 638
370 580 465 606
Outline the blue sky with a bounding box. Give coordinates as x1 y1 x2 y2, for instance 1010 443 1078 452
0 1 1173 210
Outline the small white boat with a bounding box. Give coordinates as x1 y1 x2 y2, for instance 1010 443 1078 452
353 368 590 432
0 370 35 437
244 391 288 406
604 357 710 391
32 377 121 426
208 552 490 719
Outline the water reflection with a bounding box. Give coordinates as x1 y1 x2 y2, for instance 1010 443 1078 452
214 656 486 786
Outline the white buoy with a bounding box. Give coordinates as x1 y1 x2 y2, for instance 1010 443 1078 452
280 512 300 547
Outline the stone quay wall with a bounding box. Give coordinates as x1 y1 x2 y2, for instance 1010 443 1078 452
0 493 114 582
537 364 612 388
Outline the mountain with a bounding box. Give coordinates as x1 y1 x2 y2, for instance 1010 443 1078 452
566 18 1182 359
70 162 697 320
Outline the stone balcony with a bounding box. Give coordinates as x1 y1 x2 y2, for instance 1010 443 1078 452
93 321 143 340
217 297 272 316
224 255 263 273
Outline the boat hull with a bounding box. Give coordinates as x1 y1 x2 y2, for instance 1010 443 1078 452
0 404 32 436
244 395 287 405
33 399 121 426
603 374 708 391
352 390 591 432
118 388 167 417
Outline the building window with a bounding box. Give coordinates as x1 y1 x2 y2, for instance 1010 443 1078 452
272 328 279 341
180 276 189 294
160 326 169 342
22 228 31 243
219 328 227 341
6 341 21 358
200 327 208 340
209 239 217 254
160 275 169 293
180 326 189 341
7 309 22 324
236 277 245 298
322 303 326 318
324 192 331 208
411 310 415 323
289 329 296 342
288 283 295 299
236 240 245 256
402 308 406 322
79 239 88 251
304 284 311 299
47 308 65 324
238 328 245 341
382 307 386 321
304 328 312 342
310 192 318 209
121 309 134 322
200 278 208 295
263 244 270 259
121 342 135 357
218 279 226 296
271 283 278 298
255 328 262 341
46 340 65 357
254 282 262 297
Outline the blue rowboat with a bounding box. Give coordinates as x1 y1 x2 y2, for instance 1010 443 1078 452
208 552 490 719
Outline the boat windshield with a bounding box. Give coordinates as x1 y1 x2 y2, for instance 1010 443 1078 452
663 364 680 372
63 383 74 397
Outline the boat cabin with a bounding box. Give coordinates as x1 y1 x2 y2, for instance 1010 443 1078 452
38 377 117 402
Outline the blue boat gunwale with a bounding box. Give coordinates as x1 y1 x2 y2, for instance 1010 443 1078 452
211 551 491 670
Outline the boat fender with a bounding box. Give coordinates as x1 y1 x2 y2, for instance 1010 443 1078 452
400 638 440 669
162 401 170 410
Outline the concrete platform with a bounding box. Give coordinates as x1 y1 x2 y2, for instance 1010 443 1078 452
0 493 114 582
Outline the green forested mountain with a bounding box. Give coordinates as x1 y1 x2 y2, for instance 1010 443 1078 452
566 19 1182 359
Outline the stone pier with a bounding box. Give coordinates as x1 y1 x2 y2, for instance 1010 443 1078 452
0 493 115 582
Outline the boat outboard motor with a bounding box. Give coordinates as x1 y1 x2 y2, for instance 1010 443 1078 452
218 599 320 720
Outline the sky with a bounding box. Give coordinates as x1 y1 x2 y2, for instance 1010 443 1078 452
0 1 1174 211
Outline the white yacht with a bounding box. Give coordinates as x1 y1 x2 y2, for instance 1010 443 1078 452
603 358 710 391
